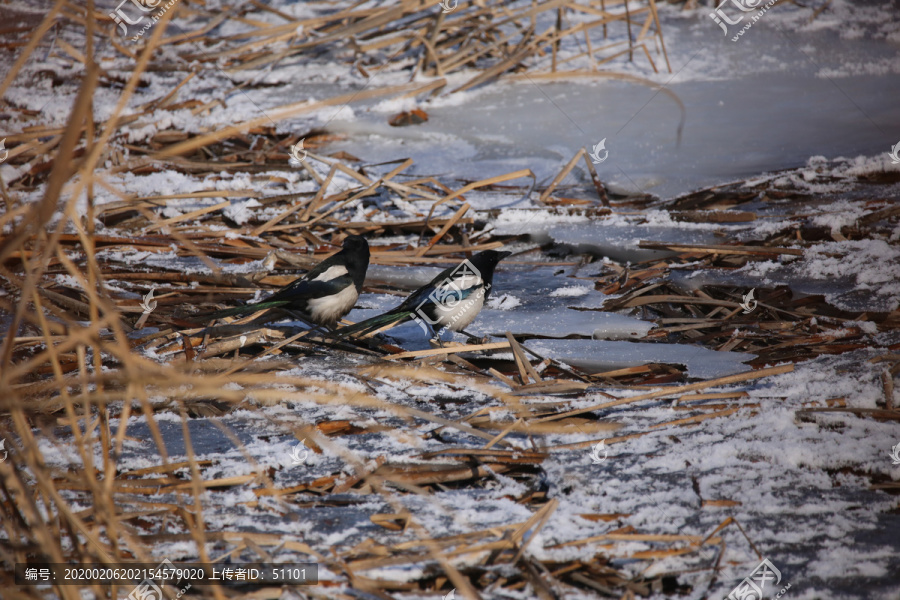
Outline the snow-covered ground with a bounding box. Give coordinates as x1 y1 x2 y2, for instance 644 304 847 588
2 0 900 598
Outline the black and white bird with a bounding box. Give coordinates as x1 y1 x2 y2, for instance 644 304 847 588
201 235 370 327
338 250 510 340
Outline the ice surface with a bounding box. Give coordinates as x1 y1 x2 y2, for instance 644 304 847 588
527 338 753 379
544 220 722 263
472 308 655 341
323 26 900 199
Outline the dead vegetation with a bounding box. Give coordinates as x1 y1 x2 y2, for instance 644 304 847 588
1 1 899 599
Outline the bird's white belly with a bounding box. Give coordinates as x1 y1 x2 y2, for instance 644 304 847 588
435 292 485 332
307 285 358 325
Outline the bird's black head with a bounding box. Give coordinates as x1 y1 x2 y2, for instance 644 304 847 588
341 235 370 289
469 249 511 293
471 249 511 271
342 234 369 254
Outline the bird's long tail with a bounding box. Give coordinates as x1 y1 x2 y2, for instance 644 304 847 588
197 299 291 322
337 307 414 338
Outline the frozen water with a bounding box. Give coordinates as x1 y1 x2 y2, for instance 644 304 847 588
322 4 900 199
527 338 753 379
543 221 722 263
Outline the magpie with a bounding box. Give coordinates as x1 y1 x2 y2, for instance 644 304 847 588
201 235 370 327
338 249 511 340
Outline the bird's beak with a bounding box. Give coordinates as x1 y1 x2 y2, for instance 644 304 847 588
497 251 513 260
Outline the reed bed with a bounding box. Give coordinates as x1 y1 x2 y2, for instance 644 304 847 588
1 1 898 599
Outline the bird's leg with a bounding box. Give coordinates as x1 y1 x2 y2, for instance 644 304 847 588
281 309 336 343
428 323 445 348
283 309 325 333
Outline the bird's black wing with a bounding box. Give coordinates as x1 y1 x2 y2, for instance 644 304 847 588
265 275 354 305
398 261 480 310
